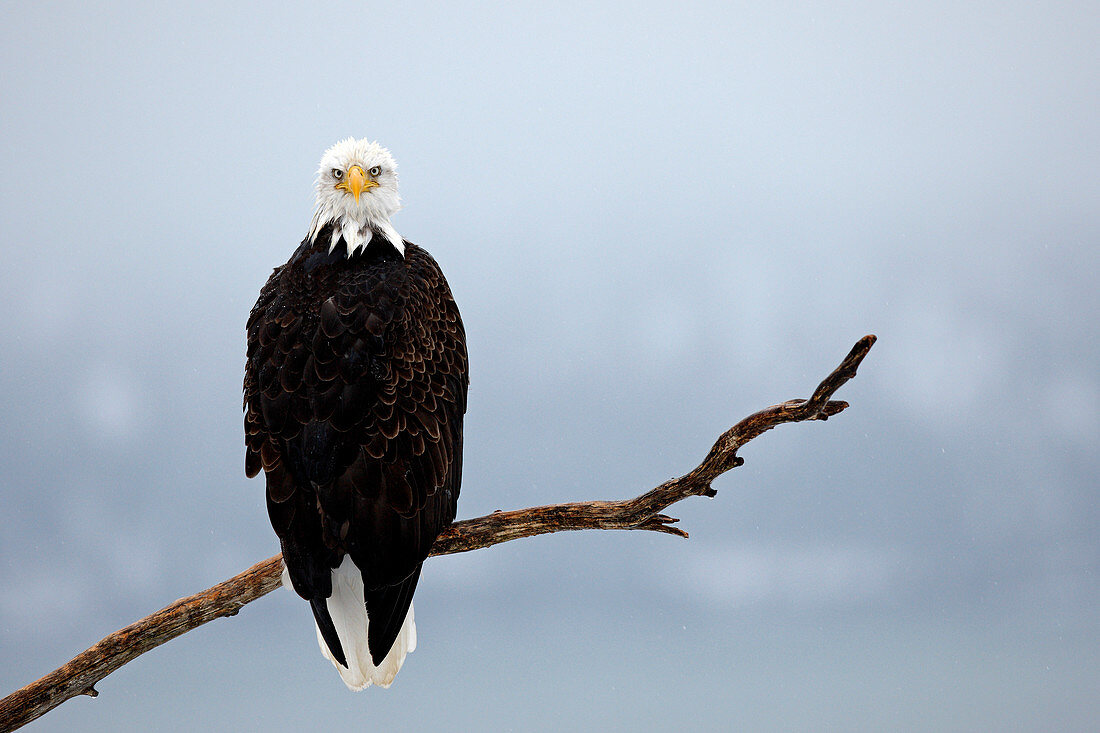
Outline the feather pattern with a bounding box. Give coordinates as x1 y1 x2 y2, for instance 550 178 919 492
245 225 467 688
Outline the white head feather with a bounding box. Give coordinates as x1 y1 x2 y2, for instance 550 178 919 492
307 137 405 257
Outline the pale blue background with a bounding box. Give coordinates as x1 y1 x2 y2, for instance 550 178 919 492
2 1 1097 730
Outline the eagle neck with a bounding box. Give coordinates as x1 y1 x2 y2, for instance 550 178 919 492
308 210 405 259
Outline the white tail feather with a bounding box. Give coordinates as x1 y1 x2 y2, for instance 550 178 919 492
312 555 417 690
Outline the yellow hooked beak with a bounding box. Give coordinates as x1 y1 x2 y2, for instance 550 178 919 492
338 164 379 203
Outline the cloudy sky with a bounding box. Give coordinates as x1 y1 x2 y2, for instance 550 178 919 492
2 1 1097 730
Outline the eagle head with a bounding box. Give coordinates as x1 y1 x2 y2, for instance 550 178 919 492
307 137 404 257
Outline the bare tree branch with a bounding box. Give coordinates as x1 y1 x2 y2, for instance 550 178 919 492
0 335 875 732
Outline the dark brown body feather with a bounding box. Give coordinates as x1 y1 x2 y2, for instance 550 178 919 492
244 226 467 666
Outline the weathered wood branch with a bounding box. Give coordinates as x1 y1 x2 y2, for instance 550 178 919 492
0 335 875 732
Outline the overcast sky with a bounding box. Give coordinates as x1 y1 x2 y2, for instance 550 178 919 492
2 1 1098 731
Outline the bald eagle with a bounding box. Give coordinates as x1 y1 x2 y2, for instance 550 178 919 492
244 138 468 689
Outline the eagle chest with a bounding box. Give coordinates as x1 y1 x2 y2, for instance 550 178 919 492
249 257 412 458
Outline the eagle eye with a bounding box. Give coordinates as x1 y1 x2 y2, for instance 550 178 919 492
369 166 382 177
332 168 344 180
